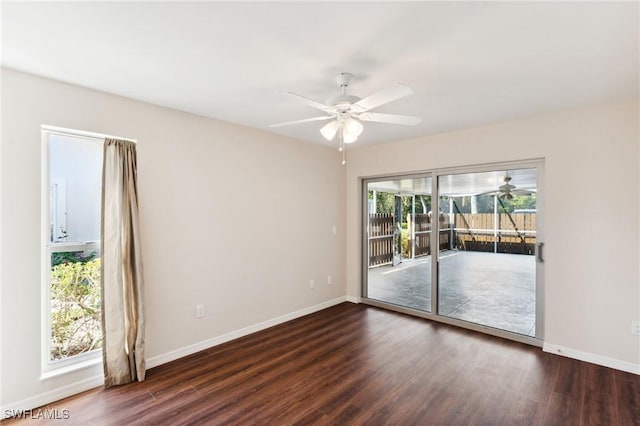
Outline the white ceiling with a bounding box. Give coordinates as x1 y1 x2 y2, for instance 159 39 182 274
2 2 638 146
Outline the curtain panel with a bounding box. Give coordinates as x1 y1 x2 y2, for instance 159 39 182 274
101 138 146 386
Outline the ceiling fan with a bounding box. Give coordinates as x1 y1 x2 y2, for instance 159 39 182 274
269 73 422 151
480 175 536 200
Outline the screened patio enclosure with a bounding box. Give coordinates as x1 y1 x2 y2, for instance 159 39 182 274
363 166 541 340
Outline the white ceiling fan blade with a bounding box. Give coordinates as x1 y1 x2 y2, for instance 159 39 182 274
358 112 422 126
351 83 414 112
286 92 337 113
269 116 332 128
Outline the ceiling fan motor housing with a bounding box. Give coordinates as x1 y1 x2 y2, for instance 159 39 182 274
500 183 516 191
326 94 361 109
327 72 361 109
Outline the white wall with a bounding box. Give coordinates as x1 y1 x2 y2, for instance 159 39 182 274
0 69 346 409
346 98 640 371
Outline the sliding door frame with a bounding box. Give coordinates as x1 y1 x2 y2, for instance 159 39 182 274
361 159 544 347
361 171 433 300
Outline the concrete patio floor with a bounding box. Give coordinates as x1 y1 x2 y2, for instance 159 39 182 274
366 251 536 336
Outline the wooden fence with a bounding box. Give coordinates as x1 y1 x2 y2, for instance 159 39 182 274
368 212 537 267
369 214 394 267
414 214 451 257
452 213 536 255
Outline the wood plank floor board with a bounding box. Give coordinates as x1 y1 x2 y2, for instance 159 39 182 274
614 370 640 426
503 397 544 426
3 303 639 425
544 391 584 426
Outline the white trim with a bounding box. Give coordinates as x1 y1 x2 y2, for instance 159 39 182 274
147 296 349 368
40 352 102 380
1 375 104 419
48 241 100 253
534 161 545 340
346 295 361 303
41 128 51 375
42 125 136 144
543 343 640 375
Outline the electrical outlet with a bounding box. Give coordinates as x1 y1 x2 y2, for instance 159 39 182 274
327 275 333 285
309 279 315 289
332 226 337 236
195 304 205 319
632 320 640 336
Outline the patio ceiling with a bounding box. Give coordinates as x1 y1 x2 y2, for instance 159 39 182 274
368 168 536 197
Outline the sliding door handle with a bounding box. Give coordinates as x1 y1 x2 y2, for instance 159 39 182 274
537 242 544 263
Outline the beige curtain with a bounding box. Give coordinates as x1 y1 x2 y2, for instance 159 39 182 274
101 138 145 386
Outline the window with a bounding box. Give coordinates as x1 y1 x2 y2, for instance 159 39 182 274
42 127 103 373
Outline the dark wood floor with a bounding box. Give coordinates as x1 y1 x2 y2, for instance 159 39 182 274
4 302 639 425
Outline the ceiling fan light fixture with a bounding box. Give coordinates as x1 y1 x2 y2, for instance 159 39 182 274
344 117 363 137
320 120 340 141
342 126 358 144
271 73 421 162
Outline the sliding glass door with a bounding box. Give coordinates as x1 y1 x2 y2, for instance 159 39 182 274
437 168 538 336
363 162 543 343
365 176 433 312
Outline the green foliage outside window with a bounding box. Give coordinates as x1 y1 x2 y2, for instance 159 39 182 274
450 194 536 213
51 250 96 267
401 229 411 258
50 256 102 360
369 191 431 217
370 190 536 216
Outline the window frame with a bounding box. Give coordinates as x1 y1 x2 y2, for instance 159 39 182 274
360 159 545 347
41 126 105 377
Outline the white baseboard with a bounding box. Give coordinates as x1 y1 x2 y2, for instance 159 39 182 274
147 296 349 369
543 343 640 375
2 375 104 419
346 295 360 303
